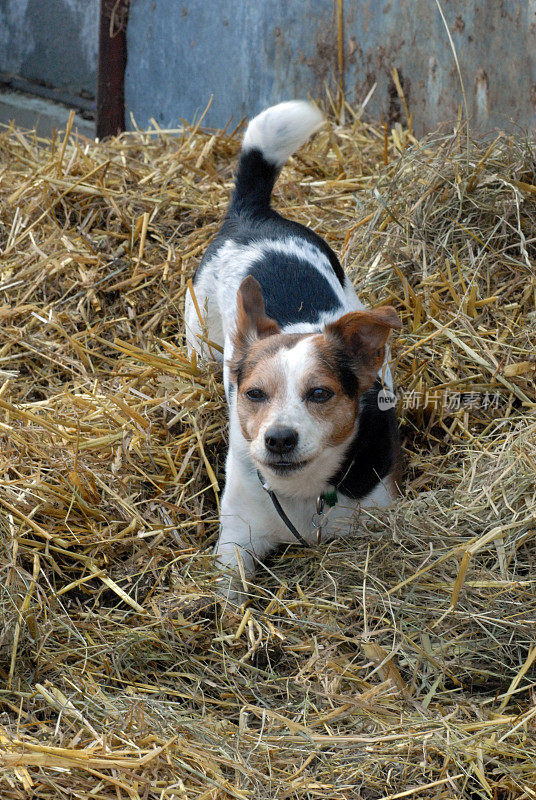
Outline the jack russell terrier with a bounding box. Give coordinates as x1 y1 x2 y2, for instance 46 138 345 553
185 101 402 601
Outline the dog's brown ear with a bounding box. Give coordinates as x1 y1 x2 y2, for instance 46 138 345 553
325 306 401 390
233 276 280 350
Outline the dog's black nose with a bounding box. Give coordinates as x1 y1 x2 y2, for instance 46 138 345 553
265 426 299 455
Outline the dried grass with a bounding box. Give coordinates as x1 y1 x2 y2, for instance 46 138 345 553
0 106 535 799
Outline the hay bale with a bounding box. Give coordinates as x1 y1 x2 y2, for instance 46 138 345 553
0 110 534 799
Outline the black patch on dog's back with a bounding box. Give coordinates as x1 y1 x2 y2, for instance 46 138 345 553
330 380 398 500
247 252 340 328
194 143 346 290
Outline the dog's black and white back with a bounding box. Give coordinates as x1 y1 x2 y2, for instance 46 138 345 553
186 101 401 601
186 103 363 363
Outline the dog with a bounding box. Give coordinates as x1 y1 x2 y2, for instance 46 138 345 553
185 101 402 601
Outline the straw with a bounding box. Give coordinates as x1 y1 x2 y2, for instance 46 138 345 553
0 106 534 799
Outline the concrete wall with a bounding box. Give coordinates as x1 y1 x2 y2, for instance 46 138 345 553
0 0 98 97
125 0 536 135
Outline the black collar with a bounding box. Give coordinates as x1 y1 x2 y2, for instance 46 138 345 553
257 470 338 548
257 471 310 546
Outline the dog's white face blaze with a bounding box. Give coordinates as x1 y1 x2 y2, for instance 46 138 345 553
235 335 360 497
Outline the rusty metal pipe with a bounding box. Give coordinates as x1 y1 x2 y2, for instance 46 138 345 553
97 0 129 138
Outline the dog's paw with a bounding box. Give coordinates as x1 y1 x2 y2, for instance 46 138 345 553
212 540 256 607
213 571 249 608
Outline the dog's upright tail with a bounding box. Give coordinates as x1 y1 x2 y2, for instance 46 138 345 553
231 101 324 214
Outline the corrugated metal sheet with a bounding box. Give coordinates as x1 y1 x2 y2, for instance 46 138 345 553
125 0 536 135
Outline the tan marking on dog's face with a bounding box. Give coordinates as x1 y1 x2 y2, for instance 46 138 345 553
298 349 359 446
236 346 287 442
229 330 303 384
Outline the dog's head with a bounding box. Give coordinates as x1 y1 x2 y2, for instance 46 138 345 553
229 276 401 498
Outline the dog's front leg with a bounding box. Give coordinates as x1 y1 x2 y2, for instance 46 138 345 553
213 457 277 604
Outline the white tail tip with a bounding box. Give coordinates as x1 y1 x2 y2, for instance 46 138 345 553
242 101 325 168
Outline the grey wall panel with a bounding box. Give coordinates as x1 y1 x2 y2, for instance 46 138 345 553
125 0 341 129
125 0 536 135
0 0 99 97
344 0 536 134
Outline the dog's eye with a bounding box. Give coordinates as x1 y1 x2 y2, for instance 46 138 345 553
306 387 334 403
245 388 267 402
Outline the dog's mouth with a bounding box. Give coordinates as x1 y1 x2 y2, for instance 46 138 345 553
262 458 310 474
